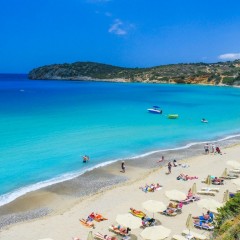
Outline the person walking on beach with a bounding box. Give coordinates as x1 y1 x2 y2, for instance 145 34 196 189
168 162 172 174
121 161 125 173
204 143 209 154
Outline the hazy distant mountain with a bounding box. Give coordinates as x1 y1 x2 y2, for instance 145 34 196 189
29 60 240 86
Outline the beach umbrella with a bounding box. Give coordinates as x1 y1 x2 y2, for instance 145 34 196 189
223 190 229 203
87 231 94 240
140 226 171 240
197 199 223 214
232 179 240 186
205 175 212 186
165 190 186 201
221 168 228 178
191 183 197 195
142 200 166 218
116 213 142 229
186 214 194 238
226 161 240 169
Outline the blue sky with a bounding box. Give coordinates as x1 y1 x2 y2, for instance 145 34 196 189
1 0 240 73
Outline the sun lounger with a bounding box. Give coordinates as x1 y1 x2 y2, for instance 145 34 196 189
141 217 156 228
129 208 146 218
180 195 200 204
197 191 215 196
79 218 95 228
194 222 214 231
94 232 117 240
182 229 207 240
108 226 130 236
161 209 178 216
201 187 219 192
172 234 187 240
230 169 240 173
93 213 108 222
221 174 238 179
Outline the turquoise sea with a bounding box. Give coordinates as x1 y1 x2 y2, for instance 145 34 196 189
1 74 240 206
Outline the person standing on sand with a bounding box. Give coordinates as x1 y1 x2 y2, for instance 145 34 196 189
121 161 125 173
211 144 215 153
168 162 172 174
204 143 209 154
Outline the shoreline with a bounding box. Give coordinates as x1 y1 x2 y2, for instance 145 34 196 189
1 139 240 240
1 132 240 208
1 134 240 230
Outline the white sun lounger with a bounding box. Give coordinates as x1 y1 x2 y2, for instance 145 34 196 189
197 191 215 196
230 169 240 173
201 187 219 192
182 229 207 240
172 234 187 240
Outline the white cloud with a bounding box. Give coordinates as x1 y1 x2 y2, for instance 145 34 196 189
218 53 240 60
108 19 131 35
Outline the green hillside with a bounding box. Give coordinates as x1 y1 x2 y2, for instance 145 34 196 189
29 60 240 86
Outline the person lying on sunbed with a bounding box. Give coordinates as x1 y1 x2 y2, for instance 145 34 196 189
130 208 146 217
212 177 224 185
80 218 95 228
193 211 214 222
141 216 156 227
177 173 198 181
94 213 107 221
87 212 95 222
95 232 117 240
139 183 162 192
111 225 131 235
102 235 117 240
163 202 183 214
194 220 214 228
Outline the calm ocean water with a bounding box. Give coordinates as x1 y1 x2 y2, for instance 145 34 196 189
1 74 240 205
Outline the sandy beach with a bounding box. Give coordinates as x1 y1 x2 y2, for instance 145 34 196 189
1 138 240 240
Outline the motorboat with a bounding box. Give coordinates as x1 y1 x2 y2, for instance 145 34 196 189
147 106 162 114
201 119 208 123
168 114 179 119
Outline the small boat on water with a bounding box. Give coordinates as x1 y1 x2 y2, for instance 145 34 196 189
201 118 208 123
147 106 162 114
168 114 179 119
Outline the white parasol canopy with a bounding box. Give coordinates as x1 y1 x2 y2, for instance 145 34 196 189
116 213 142 229
140 226 171 240
197 198 223 214
165 190 186 201
142 200 166 217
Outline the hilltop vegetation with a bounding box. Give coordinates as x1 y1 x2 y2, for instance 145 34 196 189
213 193 240 240
29 60 240 86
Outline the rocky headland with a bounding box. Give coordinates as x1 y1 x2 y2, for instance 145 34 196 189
29 60 240 86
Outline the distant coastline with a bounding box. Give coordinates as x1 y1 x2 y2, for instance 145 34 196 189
29 60 240 86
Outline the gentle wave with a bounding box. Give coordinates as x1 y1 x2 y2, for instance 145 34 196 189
1 133 240 207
